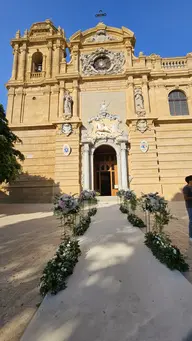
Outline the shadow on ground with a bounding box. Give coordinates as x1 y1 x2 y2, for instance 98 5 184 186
0 208 61 341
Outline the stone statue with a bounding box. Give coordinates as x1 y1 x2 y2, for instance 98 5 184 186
64 91 73 116
134 88 144 112
100 100 109 114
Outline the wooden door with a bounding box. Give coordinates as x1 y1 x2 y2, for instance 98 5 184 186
94 150 118 196
111 164 118 196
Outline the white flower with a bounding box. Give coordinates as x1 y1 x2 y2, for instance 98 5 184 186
173 249 177 255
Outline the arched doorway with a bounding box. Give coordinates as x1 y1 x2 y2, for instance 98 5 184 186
94 145 118 196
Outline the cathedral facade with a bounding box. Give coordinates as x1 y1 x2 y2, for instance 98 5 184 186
5 20 192 201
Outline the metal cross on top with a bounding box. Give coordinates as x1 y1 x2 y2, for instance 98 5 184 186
95 10 107 22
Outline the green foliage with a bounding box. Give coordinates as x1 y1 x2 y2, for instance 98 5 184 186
87 207 97 217
40 236 81 296
73 214 91 236
124 189 138 212
145 232 189 272
119 204 128 214
127 213 146 228
0 103 25 183
116 189 125 198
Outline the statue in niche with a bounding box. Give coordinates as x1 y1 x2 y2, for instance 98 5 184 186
99 100 109 114
134 88 144 112
64 91 73 117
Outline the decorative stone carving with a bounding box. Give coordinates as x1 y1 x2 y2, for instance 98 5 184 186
134 88 144 110
64 91 73 118
134 87 146 117
80 48 125 76
136 119 149 133
140 140 149 153
99 100 109 114
63 144 71 156
85 30 118 43
82 102 126 144
61 123 72 136
149 53 160 59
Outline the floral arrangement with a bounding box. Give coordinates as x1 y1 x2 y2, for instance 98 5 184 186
40 236 81 296
140 192 173 232
140 192 167 213
116 190 125 198
54 193 80 216
78 190 99 205
145 232 189 272
127 213 146 228
73 214 91 236
123 189 137 212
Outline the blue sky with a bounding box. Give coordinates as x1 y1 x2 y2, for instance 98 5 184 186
1 0 192 108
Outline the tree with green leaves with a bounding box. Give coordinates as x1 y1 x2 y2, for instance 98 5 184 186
0 103 24 184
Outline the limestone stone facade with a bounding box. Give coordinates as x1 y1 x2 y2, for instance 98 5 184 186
4 20 192 201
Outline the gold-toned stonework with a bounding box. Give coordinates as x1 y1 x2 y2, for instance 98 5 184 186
3 19 192 202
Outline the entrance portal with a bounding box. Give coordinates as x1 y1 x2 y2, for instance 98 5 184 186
94 145 118 196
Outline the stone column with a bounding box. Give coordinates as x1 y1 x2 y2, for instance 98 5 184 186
42 54 46 75
73 80 78 117
55 41 60 75
127 76 135 114
47 42 52 78
11 44 19 80
20 44 27 81
121 142 128 190
142 75 150 114
83 143 90 190
90 149 94 190
59 81 65 117
116 149 122 190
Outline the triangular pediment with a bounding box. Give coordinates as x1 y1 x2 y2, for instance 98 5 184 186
70 23 136 47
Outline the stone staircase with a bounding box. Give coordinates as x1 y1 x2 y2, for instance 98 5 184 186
97 196 119 206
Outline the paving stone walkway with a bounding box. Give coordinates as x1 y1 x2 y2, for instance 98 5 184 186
20 204 192 341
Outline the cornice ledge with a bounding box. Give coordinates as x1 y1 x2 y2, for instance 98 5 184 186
126 68 151 76
81 73 126 81
157 116 192 123
52 117 81 125
56 73 80 80
9 123 55 130
126 116 157 124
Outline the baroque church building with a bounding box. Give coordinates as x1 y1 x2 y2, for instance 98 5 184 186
5 20 192 201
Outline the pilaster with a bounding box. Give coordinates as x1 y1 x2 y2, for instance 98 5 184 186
11 44 19 80
142 75 150 114
72 80 79 117
59 81 65 117
47 41 52 78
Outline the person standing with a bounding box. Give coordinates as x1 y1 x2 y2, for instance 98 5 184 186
183 175 192 241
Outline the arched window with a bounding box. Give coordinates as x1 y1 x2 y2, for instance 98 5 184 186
32 52 43 72
168 90 189 116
